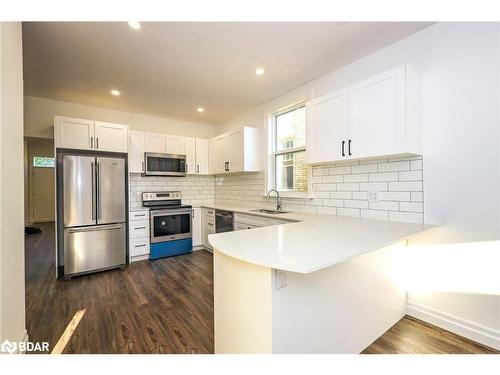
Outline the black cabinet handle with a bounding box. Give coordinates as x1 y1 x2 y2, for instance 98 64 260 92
96 137 99 149
227 161 230 172
341 141 345 157
348 139 352 156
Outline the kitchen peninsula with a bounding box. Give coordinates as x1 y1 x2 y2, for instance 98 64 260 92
209 212 436 353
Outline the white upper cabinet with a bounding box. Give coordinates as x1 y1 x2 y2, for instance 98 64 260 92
55 116 128 152
165 135 185 155
195 139 209 175
144 132 165 153
94 121 128 152
208 139 216 174
184 137 196 174
128 130 145 173
55 116 95 150
210 126 259 175
306 89 348 163
306 64 421 164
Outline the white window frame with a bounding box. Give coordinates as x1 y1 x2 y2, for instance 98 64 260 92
266 101 312 199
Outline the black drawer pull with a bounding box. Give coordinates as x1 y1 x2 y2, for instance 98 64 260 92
134 244 147 248
134 226 146 230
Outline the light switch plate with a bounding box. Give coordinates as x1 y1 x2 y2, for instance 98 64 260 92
276 270 287 289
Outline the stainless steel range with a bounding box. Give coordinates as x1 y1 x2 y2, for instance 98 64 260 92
142 191 192 259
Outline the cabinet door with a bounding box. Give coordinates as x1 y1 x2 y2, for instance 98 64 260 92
214 135 228 174
184 137 196 175
128 130 145 173
195 139 209 175
165 135 185 155
192 208 202 247
208 139 216 174
348 66 405 158
144 133 165 153
94 121 128 152
228 130 243 172
55 116 94 150
306 89 348 163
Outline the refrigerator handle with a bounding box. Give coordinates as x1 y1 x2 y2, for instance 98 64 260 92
97 162 102 220
91 162 96 220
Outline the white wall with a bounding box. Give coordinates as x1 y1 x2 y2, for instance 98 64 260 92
24 95 217 139
217 23 500 349
0 22 26 347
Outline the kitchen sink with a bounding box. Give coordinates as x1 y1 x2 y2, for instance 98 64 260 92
249 208 290 215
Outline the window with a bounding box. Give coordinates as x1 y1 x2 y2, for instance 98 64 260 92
270 104 309 193
33 156 55 168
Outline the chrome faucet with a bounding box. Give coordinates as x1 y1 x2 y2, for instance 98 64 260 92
266 189 282 211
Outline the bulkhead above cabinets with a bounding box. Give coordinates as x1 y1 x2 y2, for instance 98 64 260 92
306 64 421 164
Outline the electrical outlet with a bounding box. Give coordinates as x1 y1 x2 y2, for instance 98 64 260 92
276 270 287 289
368 191 380 202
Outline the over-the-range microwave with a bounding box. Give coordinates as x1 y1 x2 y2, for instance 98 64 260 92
144 152 187 177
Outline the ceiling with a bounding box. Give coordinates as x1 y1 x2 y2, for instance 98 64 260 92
23 22 433 125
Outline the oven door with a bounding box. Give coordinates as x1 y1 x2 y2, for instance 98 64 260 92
144 153 187 176
150 208 192 243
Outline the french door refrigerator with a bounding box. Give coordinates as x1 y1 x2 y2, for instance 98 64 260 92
61 154 127 277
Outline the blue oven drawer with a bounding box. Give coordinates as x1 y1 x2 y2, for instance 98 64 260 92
149 238 193 260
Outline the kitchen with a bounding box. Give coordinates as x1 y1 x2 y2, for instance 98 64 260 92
0 17 499 365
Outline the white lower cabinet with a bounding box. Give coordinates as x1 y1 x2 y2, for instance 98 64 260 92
192 208 202 247
202 208 215 251
233 213 293 229
129 209 150 261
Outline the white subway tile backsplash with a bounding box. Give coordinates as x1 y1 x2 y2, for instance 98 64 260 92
344 173 369 183
369 172 398 182
337 208 360 218
330 191 352 199
388 181 423 192
351 163 378 173
337 182 360 191
378 161 410 172
213 157 424 224
399 170 423 181
400 201 424 213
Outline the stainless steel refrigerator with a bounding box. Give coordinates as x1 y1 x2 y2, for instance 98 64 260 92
60 154 127 277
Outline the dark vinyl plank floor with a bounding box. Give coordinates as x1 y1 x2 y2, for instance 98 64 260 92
25 222 497 354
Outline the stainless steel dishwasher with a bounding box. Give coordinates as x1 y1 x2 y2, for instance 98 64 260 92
215 210 234 233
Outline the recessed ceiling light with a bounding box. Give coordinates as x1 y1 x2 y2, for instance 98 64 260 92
197 107 205 113
255 68 265 76
110 89 120 96
128 21 141 30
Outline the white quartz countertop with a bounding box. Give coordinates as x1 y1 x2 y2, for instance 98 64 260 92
205 205 437 273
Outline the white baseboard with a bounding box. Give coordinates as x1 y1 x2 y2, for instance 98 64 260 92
407 300 500 351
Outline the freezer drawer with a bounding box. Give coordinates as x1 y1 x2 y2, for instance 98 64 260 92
64 224 126 276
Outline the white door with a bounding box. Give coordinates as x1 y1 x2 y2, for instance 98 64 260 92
348 66 405 159
165 135 185 155
54 116 94 150
195 139 209 174
214 135 228 174
128 130 145 173
306 89 348 163
94 121 129 152
192 208 202 246
228 130 243 172
145 133 165 153
184 137 196 174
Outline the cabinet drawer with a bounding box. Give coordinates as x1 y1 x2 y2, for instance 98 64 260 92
130 210 149 221
130 237 150 257
129 220 149 238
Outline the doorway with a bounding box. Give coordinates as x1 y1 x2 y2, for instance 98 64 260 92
25 137 55 223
